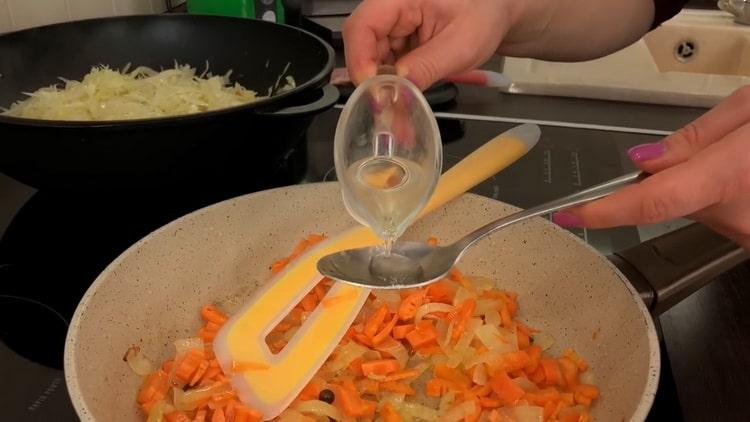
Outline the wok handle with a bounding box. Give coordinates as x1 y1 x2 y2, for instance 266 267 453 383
608 223 749 315
257 84 340 117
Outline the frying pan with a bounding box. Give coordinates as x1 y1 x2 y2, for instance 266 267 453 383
0 14 338 192
63 177 747 420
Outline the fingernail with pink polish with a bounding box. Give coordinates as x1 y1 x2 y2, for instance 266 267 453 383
627 142 666 163
552 212 583 228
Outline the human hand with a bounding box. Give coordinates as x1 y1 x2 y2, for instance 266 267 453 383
342 0 519 90
552 87 750 251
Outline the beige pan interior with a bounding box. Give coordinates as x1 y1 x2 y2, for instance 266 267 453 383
64 183 659 421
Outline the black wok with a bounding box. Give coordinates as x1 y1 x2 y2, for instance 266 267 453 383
0 14 338 192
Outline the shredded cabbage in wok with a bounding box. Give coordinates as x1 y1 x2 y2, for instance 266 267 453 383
1 62 296 121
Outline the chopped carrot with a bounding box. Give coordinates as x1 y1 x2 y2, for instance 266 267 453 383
164 410 191 422
381 403 404 422
361 359 401 376
526 387 562 406
174 348 205 384
563 348 590 371
298 380 321 401
426 280 455 304
133 241 602 422
500 307 512 328
498 351 531 373
372 313 399 345
451 299 476 342
540 358 562 385
426 236 438 246
313 284 327 301
211 408 226 422
416 345 444 356
194 409 208 422
364 305 389 338
190 359 210 386
348 357 365 377
269 258 289 274
336 380 366 417
575 384 600 399
558 357 579 388
392 324 414 340
524 345 542 373
490 371 525 405
360 400 378 418
198 327 217 343
405 320 438 348
435 364 471 387
382 369 420 382
479 397 502 409
307 233 325 245
200 305 228 325
353 333 374 347
380 381 416 395
426 378 444 397
137 370 170 404
300 293 318 312
358 378 380 395
398 291 424 321
321 289 358 308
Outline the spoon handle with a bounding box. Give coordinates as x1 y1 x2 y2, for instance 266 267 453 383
455 171 647 251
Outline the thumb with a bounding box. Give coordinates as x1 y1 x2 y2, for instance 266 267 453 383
395 19 505 90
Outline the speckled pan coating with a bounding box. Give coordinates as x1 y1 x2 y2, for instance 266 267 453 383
64 182 659 421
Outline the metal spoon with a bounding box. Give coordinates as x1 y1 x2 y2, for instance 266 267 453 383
317 171 647 289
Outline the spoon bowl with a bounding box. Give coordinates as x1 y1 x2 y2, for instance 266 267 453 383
318 171 648 288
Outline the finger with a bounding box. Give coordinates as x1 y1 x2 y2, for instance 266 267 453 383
395 18 501 90
555 121 750 228
343 0 421 85
628 86 750 173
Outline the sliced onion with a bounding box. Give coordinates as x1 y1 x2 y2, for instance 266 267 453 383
474 324 507 352
476 300 503 318
438 390 456 415
372 290 401 312
466 276 495 292
123 345 154 377
294 400 344 421
472 363 488 386
146 400 169 422
447 331 474 368
279 408 307 422
283 326 300 342
401 401 439 421
441 399 478 422
375 337 409 368
174 337 204 355
579 371 596 386
512 376 539 392
511 405 544 422
533 332 555 352
173 382 232 411
326 341 368 372
485 310 502 327
381 392 406 407
453 287 474 306
414 303 455 325
478 410 491 422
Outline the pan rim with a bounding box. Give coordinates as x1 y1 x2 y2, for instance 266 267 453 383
63 182 660 421
0 14 335 128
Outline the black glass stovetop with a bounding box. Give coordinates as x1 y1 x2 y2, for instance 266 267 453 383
0 107 682 420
